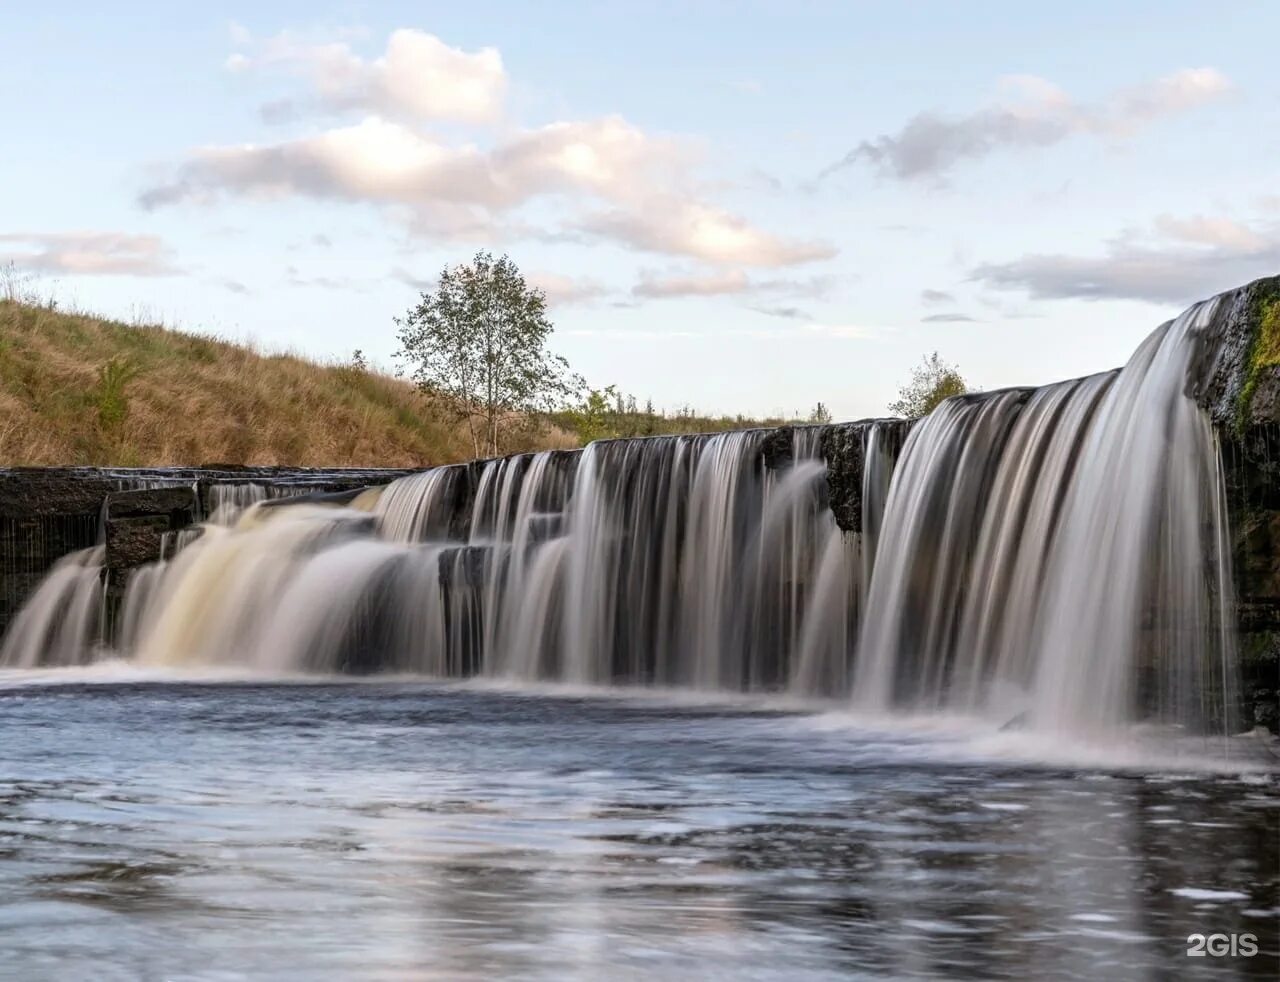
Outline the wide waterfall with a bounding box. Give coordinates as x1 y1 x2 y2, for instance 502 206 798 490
0 297 1241 739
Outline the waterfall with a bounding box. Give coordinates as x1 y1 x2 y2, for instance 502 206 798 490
855 298 1236 733
0 297 1243 739
0 546 107 668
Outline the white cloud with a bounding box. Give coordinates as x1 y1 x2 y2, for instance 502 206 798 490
141 108 830 266
526 271 609 307
0 232 180 276
141 115 682 212
826 68 1231 181
142 27 836 269
971 212 1279 304
920 288 955 305
228 27 506 123
586 199 835 266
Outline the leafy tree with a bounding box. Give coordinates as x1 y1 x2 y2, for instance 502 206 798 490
568 385 619 445
396 252 578 457
887 351 968 418
808 401 833 424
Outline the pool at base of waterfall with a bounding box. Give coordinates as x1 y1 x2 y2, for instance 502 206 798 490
0 674 1276 980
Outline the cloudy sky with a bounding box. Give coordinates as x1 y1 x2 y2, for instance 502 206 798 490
3 2 1277 419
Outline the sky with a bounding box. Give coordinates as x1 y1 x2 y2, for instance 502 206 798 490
2 1 1278 420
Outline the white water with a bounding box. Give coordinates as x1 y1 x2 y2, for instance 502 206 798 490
0 300 1244 741
857 299 1236 734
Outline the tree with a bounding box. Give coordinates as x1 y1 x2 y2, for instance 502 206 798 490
396 252 578 457
887 351 968 418
568 385 619 445
808 401 833 424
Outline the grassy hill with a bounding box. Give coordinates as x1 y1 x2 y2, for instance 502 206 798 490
0 297 798 468
0 298 513 467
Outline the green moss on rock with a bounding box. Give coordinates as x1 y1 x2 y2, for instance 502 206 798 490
1237 284 1280 434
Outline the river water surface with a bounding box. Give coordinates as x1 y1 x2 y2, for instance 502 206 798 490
0 672 1276 980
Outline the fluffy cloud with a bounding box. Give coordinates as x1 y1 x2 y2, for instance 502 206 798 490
0 232 179 276
140 115 685 211
827 68 1231 181
585 200 834 267
227 27 506 123
141 107 830 266
971 213 1279 304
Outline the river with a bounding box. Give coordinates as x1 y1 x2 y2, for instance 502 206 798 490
0 672 1275 980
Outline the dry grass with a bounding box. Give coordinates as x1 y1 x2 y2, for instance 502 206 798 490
0 298 576 467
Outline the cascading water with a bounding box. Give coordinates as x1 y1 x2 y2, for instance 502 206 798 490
0 297 1244 741
855 298 1237 734
0 546 107 668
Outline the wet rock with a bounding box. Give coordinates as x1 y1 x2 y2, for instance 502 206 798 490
819 422 869 533
106 487 197 522
103 487 198 570
819 419 914 533
1190 275 1280 434
0 470 122 520
761 427 797 471
1188 278 1280 731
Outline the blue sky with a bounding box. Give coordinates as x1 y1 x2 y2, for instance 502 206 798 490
2 2 1277 419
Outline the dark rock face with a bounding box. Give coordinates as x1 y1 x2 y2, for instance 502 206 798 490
1190 276 1280 731
104 487 199 570
1190 275 1280 434
820 423 869 533
761 426 799 471
0 470 123 520
819 419 914 533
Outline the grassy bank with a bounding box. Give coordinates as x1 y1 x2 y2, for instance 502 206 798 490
0 299 509 467
0 299 794 467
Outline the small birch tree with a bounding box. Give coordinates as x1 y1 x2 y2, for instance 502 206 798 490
396 252 578 458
